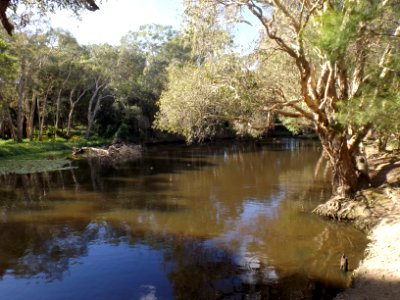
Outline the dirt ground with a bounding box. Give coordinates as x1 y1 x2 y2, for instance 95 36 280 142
314 147 400 299
334 198 400 299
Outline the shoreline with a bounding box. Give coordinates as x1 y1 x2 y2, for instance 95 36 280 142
313 148 400 299
335 214 400 299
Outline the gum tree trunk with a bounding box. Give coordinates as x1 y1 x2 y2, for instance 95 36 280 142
318 133 359 197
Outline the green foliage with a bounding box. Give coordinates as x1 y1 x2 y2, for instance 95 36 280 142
0 37 17 81
0 20 191 143
114 123 130 142
182 0 233 61
113 105 150 143
338 88 400 134
155 55 272 142
334 1 400 136
306 1 379 63
94 26 192 141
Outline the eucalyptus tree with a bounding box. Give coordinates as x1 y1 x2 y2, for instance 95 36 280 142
105 26 192 142
84 43 117 138
158 0 400 197
156 55 272 142
65 61 91 137
0 36 17 139
121 25 191 121
48 30 88 136
4 31 54 142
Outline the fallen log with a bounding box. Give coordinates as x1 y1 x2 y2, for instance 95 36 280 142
72 143 142 161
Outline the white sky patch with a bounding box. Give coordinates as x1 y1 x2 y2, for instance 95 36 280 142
48 0 259 51
50 0 183 45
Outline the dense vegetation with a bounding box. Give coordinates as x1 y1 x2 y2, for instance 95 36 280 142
1 0 400 199
0 23 190 143
156 0 400 197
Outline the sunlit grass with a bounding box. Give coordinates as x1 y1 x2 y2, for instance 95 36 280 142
0 137 111 175
0 137 110 160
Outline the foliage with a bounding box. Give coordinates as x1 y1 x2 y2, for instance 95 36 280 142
156 0 400 197
0 19 191 146
155 55 272 142
0 37 16 81
182 0 233 61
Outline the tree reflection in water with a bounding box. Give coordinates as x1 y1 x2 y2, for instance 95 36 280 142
0 220 343 299
0 141 367 299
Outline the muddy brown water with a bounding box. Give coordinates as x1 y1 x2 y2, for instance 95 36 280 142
0 140 367 299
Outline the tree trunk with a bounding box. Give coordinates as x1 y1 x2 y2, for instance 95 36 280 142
38 96 47 141
27 91 37 141
86 77 108 138
66 102 75 137
17 60 27 143
67 87 87 137
86 92 106 138
55 64 72 137
0 92 16 139
318 132 359 197
86 109 96 138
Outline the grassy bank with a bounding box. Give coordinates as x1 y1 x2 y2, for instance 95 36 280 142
0 137 109 160
0 138 110 175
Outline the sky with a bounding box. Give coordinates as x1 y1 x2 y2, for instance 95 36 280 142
50 0 183 45
50 0 259 51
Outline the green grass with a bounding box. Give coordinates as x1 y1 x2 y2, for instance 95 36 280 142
0 137 110 161
0 137 111 175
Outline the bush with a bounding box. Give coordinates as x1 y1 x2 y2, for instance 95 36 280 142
113 123 132 143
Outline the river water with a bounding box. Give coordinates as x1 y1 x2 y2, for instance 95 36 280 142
0 140 367 299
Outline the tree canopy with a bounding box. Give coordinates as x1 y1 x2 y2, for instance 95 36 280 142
1 0 400 198
156 0 400 197
0 22 190 142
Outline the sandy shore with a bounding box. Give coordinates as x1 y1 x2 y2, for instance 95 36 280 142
335 214 400 299
314 148 400 299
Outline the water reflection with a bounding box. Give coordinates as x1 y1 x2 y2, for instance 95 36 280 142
0 140 367 299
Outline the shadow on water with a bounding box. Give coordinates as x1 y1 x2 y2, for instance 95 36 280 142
0 139 367 299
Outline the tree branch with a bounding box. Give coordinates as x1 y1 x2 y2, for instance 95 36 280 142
0 0 13 35
272 0 300 32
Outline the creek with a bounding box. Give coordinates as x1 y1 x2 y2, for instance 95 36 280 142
0 139 367 299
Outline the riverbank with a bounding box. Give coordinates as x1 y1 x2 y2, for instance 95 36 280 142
0 138 107 175
313 147 400 299
335 215 400 299
0 138 109 159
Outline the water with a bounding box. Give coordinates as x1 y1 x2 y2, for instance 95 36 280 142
0 140 367 299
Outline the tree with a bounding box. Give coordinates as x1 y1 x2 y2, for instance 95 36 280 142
0 36 17 139
155 55 272 142
108 26 191 142
157 0 400 198
84 43 116 138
